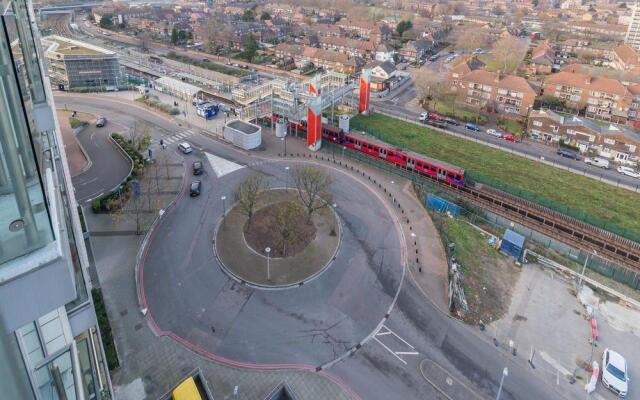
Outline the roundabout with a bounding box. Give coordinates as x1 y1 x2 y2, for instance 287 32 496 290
139 157 406 366
215 188 341 288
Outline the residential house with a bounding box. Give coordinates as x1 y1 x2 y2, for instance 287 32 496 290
398 39 433 62
375 43 395 62
565 20 628 39
336 19 391 44
543 71 634 123
528 110 640 164
368 60 400 91
275 43 364 74
529 41 556 74
611 44 640 71
458 70 537 117
449 57 485 89
317 36 377 59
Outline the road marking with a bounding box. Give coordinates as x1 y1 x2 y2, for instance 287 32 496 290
204 152 244 178
539 351 572 377
372 325 419 365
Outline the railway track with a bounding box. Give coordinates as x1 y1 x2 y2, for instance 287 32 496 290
324 143 640 270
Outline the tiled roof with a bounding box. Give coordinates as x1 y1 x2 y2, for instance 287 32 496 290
545 71 628 96
461 70 536 95
613 45 640 67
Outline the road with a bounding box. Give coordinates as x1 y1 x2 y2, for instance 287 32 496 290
67 93 586 400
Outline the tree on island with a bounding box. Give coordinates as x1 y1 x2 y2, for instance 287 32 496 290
234 174 268 228
292 167 332 220
274 200 305 256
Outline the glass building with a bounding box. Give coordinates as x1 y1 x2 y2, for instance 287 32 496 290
0 0 113 398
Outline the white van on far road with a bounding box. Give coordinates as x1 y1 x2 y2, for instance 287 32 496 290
584 157 610 169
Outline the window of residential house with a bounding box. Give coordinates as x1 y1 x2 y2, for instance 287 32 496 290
616 153 629 160
604 138 615 145
533 121 542 127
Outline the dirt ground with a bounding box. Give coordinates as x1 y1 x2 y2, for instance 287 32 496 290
439 216 522 325
244 199 316 257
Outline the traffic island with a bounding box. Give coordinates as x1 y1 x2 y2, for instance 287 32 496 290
215 189 340 288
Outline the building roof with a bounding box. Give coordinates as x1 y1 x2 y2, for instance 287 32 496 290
544 71 628 96
531 42 555 65
613 44 640 67
450 57 485 77
461 70 537 95
154 76 201 97
373 60 396 75
42 35 114 57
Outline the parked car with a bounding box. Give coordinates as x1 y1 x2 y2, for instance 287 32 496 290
192 161 203 175
584 157 610 169
96 116 107 127
444 117 459 126
503 134 518 143
428 55 439 62
190 180 202 197
486 128 502 138
617 166 640 178
178 142 193 154
418 112 429 122
556 149 581 161
601 348 629 397
465 123 480 132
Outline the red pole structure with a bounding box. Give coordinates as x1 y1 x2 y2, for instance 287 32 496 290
359 69 371 115
307 97 322 151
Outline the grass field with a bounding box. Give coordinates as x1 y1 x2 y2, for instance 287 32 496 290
351 113 640 239
431 99 487 124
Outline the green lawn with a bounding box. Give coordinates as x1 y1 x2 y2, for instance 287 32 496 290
431 99 487 124
351 113 640 241
497 119 524 137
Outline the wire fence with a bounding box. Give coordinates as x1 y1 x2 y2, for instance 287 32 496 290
322 141 640 292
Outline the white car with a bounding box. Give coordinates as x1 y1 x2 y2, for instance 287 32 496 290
486 129 502 138
617 166 640 178
602 348 629 397
178 142 193 154
418 112 428 122
584 157 610 169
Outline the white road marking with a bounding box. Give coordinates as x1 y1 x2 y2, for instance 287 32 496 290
539 351 572 376
175 133 187 139
165 138 177 144
373 324 419 365
204 152 244 178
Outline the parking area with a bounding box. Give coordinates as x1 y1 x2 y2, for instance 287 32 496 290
486 263 639 399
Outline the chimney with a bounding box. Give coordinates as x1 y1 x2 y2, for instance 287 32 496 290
495 70 502 82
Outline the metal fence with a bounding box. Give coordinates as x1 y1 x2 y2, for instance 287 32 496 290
322 141 640 292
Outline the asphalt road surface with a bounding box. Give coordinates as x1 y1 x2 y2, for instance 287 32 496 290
66 93 586 400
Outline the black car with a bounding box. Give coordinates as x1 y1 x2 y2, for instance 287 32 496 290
192 161 203 175
444 117 460 126
190 180 202 197
557 149 581 161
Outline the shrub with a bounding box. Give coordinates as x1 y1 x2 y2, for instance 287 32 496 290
69 117 87 129
91 288 119 370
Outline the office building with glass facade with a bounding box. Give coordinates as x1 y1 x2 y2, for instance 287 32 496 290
0 0 113 398
42 35 122 90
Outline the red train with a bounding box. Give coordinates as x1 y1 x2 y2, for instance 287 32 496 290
269 116 466 186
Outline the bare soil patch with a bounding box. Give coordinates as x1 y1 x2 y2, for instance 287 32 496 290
244 201 316 257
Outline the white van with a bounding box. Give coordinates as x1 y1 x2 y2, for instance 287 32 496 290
585 157 610 169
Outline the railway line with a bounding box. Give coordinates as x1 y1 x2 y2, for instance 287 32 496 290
322 141 640 271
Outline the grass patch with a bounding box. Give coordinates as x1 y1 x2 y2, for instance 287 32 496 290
430 98 487 124
351 113 640 241
91 288 119 370
165 51 250 77
497 119 524 136
69 116 87 129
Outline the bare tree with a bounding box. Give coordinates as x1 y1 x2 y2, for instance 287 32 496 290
292 167 332 220
491 36 527 74
274 200 304 256
234 174 268 228
451 26 492 52
412 69 450 108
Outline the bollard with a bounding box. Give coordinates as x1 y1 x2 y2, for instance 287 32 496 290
479 320 485 331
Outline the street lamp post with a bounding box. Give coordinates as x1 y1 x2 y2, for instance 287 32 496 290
496 367 508 400
578 250 597 289
281 136 286 156
342 146 346 162
265 247 271 280
221 196 227 220
285 166 290 191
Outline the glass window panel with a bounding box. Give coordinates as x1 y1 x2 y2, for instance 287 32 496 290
76 338 97 399
34 351 77 400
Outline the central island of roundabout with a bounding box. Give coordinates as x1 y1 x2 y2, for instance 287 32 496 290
139 155 405 367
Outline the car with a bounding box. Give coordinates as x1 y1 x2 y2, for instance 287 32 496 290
602 348 629 397
556 149 581 161
418 112 429 122
192 161 203 175
503 134 518 143
190 180 202 197
444 117 460 126
617 166 640 178
428 55 439 62
486 128 502 138
465 123 480 132
178 142 193 154
584 157 610 169
96 116 107 127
